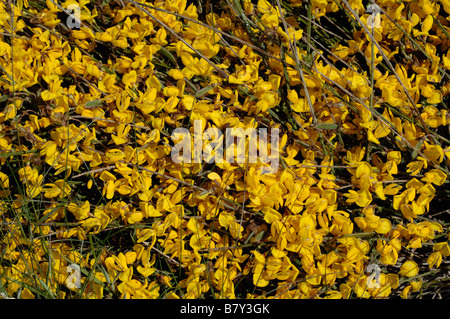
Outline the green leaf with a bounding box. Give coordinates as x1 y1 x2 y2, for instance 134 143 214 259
159 46 178 66
315 123 338 130
195 83 218 98
85 100 103 108
0 94 9 102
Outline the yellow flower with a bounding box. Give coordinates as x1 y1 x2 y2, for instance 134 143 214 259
410 280 422 292
433 242 450 257
406 157 428 175
72 27 95 40
122 70 137 87
310 0 329 17
421 169 447 186
229 64 258 84
168 69 184 80
422 142 444 163
287 89 310 113
376 239 399 266
111 123 131 145
261 207 282 224
344 189 372 207
427 251 442 269
400 285 412 299
151 28 168 46
399 261 419 277
67 201 90 221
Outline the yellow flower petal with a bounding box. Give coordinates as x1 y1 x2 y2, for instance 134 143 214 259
399 261 419 277
122 70 137 87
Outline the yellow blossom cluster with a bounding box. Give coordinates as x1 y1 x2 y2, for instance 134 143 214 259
0 0 449 299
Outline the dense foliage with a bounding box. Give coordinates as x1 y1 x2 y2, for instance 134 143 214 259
0 0 449 299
